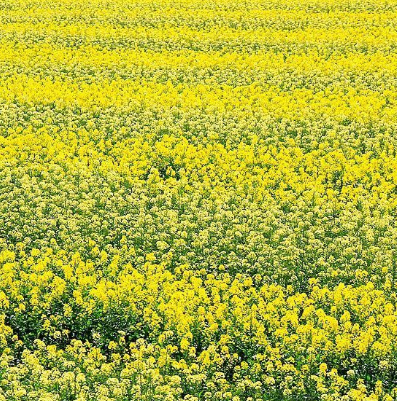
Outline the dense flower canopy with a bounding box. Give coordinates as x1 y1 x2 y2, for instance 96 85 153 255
1 0 397 400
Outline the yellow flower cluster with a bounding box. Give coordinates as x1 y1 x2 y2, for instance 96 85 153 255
1 249 397 400
1 0 397 399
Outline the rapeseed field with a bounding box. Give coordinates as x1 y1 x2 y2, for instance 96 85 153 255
1 0 397 399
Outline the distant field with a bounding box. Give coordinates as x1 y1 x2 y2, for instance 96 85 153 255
1 0 397 400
